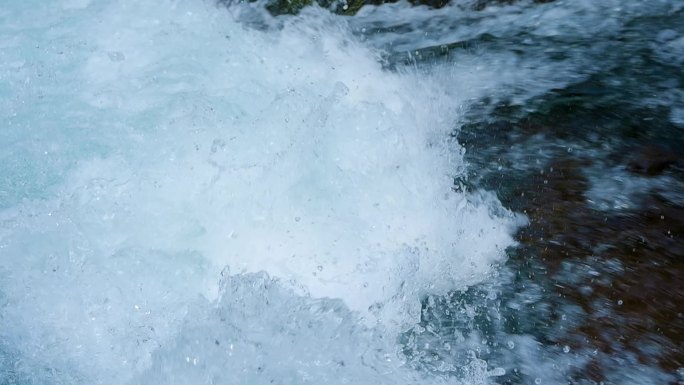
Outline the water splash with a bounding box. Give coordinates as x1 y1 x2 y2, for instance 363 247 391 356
0 0 520 384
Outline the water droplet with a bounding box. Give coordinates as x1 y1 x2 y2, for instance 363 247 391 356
535 378 542 384
617 299 623 306
567 147 573 153
563 345 570 353
507 341 515 349
317 265 323 272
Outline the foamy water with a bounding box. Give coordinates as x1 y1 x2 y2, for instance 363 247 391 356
0 1 521 383
3 0 682 383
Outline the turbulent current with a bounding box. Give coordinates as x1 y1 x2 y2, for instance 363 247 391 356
1 0 682 384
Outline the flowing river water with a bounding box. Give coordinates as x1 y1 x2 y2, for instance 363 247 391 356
1 1 682 384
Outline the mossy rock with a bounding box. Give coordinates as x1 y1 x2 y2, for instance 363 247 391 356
264 0 447 17
265 0 392 16
265 0 315 15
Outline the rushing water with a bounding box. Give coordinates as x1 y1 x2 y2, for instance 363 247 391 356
1 1 682 384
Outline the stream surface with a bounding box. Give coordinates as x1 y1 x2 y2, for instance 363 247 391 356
1 1 682 384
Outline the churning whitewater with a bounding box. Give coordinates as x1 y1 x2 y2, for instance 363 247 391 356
0 0 522 384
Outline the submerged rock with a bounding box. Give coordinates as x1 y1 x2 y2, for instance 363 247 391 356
218 0 554 17
458 85 684 382
628 144 683 176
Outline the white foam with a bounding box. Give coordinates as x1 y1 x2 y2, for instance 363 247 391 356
132 271 503 385
352 0 684 109
67 0 521 320
0 0 520 383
